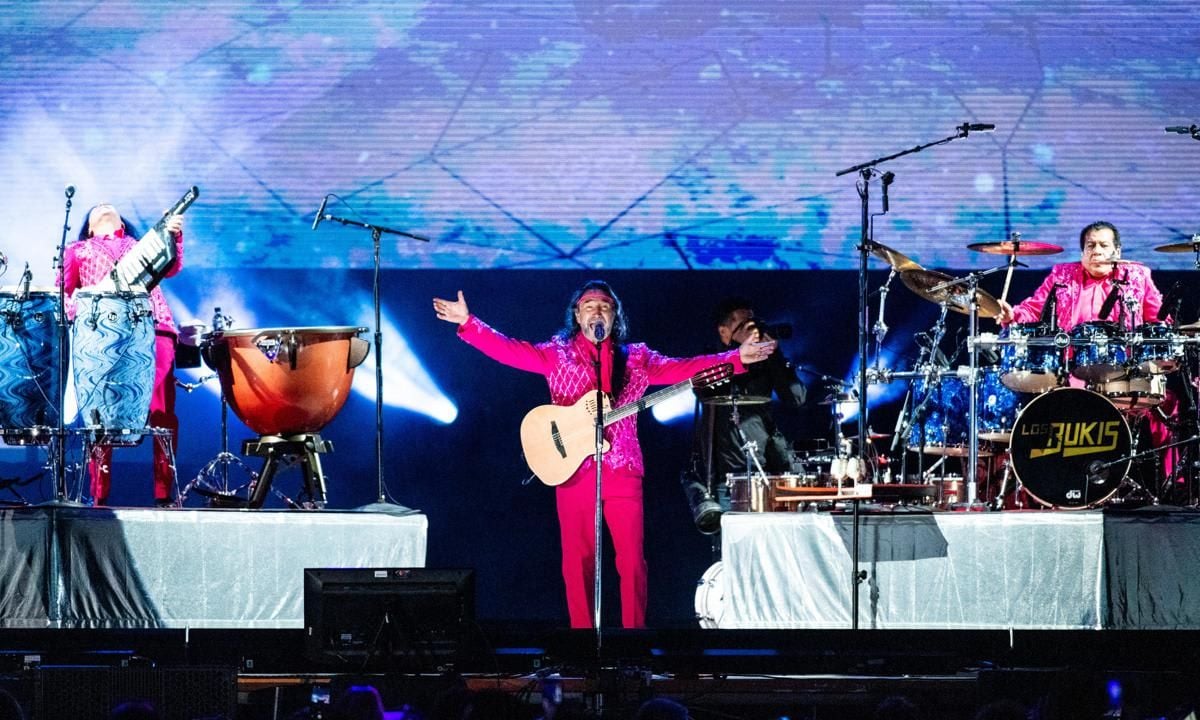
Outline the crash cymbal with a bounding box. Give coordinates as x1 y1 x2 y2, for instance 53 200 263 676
701 394 771 406
868 242 923 272
899 269 1001 318
967 240 1064 256
1154 239 1200 253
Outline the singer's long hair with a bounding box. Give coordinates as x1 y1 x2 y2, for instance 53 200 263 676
556 279 629 344
77 205 142 242
1078 220 1120 251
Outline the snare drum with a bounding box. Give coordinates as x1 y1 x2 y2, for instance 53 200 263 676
1000 323 1060 393
1069 321 1128 383
1009 388 1131 508
1132 322 1183 375
726 473 776 512
1095 373 1166 411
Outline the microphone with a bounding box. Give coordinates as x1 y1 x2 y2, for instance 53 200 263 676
1038 284 1062 327
1087 459 1108 485
65 185 76 199
1159 281 1184 323
17 263 31 300
881 171 894 213
1165 125 1197 135
591 320 607 342
311 194 329 231
959 122 996 133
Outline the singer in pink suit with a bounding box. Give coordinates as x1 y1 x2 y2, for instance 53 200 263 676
995 221 1175 487
59 203 184 507
433 280 774 628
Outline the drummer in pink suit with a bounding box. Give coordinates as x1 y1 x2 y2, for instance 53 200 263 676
995 221 1163 331
433 280 774 628
995 221 1175 479
59 203 184 507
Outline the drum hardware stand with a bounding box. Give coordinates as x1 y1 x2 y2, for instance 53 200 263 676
178 309 260 506
1088 435 1200 506
311 196 428 515
929 267 1009 509
242 433 333 510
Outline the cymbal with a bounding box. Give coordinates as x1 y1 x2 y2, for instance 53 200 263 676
869 242 922 272
818 393 858 406
900 269 1001 318
967 240 1063 256
847 431 891 440
1154 240 1200 253
701 394 771 406
1177 320 1200 334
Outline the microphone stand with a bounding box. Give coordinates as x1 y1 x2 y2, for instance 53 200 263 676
315 212 428 514
590 333 605 653
51 186 75 503
835 122 990 628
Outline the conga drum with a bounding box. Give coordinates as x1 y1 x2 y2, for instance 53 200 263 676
0 287 62 443
205 326 369 436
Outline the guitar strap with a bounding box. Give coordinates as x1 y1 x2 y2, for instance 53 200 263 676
610 343 628 402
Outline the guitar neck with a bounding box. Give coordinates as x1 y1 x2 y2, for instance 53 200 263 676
602 376 695 426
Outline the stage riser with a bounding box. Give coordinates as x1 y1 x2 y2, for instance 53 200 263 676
0 507 426 629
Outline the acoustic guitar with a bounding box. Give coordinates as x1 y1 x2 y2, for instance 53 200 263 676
519 362 733 486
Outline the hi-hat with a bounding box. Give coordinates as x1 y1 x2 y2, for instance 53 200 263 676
967 240 1063 256
900 269 1001 318
868 242 922 271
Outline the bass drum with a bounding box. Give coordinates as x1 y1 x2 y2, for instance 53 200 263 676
694 562 725 629
1010 388 1131 509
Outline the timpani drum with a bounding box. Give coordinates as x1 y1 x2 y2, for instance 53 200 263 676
205 326 369 436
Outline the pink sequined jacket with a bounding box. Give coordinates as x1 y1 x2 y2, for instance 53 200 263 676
60 227 184 336
457 315 745 486
1008 261 1164 331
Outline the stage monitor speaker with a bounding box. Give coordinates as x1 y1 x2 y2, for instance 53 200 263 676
304 567 474 670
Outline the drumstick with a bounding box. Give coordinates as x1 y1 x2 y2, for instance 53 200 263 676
999 258 1016 306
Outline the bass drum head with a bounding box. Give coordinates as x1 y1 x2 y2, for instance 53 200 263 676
1010 388 1131 509
694 562 725 629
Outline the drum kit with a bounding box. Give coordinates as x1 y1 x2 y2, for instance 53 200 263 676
0 282 368 507
705 233 1200 514
870 235 1200 510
